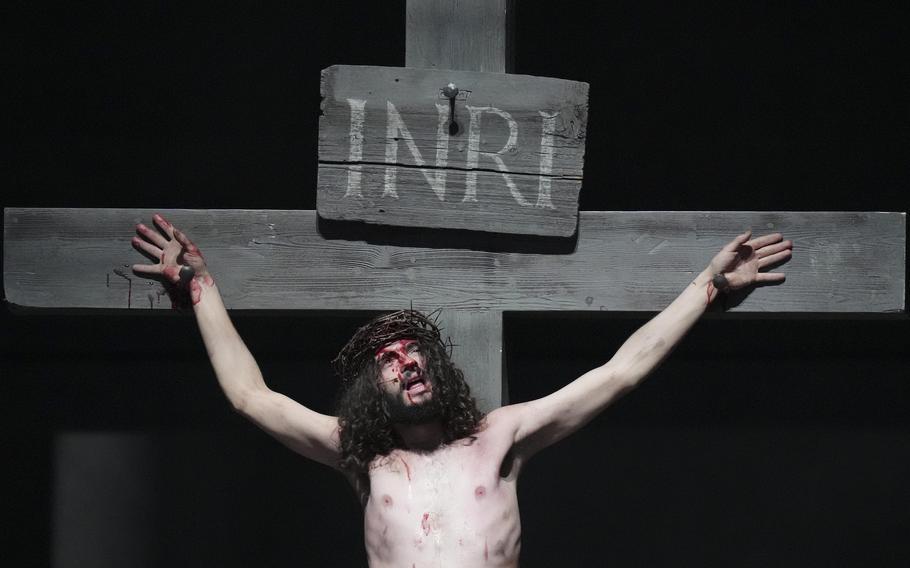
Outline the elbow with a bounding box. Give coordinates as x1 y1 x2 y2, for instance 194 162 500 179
228 388 255 416
614 367 646 392
220 372 268 416
610 359 638 383
614 376 640 398
602 362 643 394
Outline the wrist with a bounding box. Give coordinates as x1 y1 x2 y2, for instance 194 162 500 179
695 268 714 286
694 268 722 307
189 272 215 306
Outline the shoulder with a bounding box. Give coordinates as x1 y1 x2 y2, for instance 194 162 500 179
474 404 528 442
484 403 530 426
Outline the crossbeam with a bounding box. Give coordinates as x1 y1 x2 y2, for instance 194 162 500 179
5 208 904 313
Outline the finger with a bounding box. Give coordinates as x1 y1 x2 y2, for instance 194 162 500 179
132 263 163 275
174 229 206 266
756 240 792 258
723 230 753 252
131 236 163 259
758 249 792 268
136 223 169 248
173 228 196 250
746 232 783 249
153 213 176 239
755 272 786 283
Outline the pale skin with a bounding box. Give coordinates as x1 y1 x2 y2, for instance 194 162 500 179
132 215 792 567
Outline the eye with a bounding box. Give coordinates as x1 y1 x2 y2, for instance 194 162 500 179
407 343 420 354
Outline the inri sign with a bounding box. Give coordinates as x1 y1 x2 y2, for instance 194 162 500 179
317 65 589 237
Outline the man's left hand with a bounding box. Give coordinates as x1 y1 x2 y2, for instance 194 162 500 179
709 231 793 290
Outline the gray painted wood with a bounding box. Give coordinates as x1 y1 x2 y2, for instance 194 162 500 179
406 0 515 73
402 0 513 406
317 65 588 237
5 208 905 314
436 310 503 412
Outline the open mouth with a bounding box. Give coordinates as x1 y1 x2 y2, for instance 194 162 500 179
404 375 428 394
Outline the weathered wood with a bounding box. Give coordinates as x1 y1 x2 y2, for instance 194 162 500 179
317 65 588 237
4 208 905 314
437 310 503 412
406 0 515 73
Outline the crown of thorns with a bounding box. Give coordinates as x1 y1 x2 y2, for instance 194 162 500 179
333 309 451 386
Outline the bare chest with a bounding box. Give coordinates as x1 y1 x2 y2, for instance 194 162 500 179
363 436 521 566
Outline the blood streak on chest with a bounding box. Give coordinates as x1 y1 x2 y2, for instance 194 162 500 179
399 456 412 481
421 512 431 536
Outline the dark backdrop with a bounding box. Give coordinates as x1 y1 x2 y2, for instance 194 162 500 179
3 2 908 566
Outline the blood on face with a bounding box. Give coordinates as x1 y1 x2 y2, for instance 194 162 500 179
374 339 424 391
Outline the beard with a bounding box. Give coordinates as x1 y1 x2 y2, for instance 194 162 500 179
382 377 441 425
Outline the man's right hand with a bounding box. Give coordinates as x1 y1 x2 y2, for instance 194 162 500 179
132 213 214 304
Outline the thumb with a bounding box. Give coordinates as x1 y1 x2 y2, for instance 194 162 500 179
723 229 752 253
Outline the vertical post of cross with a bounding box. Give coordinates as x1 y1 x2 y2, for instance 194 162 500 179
405 0 517 411
406 0 515 73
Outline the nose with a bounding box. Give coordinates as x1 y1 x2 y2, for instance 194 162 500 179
400 355 418 374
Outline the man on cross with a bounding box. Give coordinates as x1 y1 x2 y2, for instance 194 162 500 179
132 213 792 567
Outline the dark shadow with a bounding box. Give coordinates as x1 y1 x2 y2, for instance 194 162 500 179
506 313 910 567
316 216 578 255
713 282 792 311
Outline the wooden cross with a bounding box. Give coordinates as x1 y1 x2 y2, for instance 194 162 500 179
2 1 906 416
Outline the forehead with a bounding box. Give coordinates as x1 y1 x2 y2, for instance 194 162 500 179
374 338 417 358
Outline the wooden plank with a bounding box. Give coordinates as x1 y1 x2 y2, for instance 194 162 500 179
436 310 504 412
317 65 588 237
403 0 515 410
4 208 905 314
406 0 515 73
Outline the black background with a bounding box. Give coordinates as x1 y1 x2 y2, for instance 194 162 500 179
3 2 908 566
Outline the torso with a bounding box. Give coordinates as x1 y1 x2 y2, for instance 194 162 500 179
362 413 522 567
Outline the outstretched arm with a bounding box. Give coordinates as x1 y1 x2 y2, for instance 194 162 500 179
132 214 341 468
498 231 793 458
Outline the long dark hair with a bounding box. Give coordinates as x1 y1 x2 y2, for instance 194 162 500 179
335 337 483 496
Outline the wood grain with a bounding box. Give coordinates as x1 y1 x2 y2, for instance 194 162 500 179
317 65 588 236
317 164 581 236
436 310 503 412
5 208 905 314
406 0 515 73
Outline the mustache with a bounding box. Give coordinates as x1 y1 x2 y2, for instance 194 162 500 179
376 366 428 389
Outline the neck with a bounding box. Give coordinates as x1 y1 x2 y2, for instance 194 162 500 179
394 421 445 451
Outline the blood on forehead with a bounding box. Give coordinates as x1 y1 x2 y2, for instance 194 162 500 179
374 338 418 359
